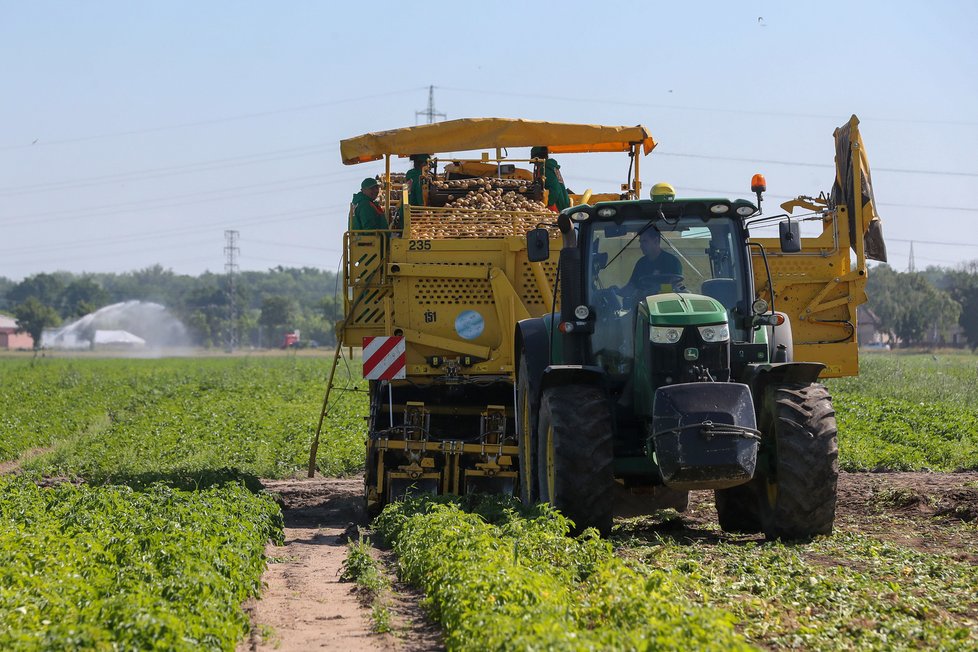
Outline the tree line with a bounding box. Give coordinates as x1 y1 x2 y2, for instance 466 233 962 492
3 261 977 351
867 261 978 348
0 265 342 350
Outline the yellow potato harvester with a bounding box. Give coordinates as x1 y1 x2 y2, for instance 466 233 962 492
308 116 885 536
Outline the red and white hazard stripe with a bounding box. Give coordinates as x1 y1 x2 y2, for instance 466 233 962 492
362 336 406 380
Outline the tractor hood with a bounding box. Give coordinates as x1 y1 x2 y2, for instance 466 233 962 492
640 293 727 327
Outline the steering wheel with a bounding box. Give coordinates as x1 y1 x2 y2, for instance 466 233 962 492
591 287 622 314
617 273 686 305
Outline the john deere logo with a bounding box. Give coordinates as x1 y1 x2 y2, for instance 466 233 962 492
684 347 699 361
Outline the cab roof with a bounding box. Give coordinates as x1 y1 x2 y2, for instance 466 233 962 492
340 118 656 165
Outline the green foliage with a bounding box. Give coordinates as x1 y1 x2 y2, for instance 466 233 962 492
827 353 978 471
617 526 978 650
374 496 751 651
0 357 367 481
0 266 340 348
341 534 393 633
340 534 388 595
867 265 961 346
11 298 61 350
939 262 978 349
0 477 282 651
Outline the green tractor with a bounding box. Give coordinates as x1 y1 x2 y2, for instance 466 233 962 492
516 189 838 539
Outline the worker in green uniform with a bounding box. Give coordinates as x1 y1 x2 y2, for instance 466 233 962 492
531 146 570 211
404 154 429 206
350 178 389 230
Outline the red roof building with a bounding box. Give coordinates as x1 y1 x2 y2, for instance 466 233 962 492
0 313 34 350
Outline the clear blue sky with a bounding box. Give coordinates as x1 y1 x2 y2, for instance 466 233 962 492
2 0 976 281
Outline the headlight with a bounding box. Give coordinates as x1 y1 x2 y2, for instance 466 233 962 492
698 324 730 342
650 326 683 344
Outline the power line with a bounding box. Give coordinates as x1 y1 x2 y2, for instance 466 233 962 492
655 152 978 178
437 86 978 128
0 143 338 197
1 170 359 224
887 237 978 248
1 88 425 152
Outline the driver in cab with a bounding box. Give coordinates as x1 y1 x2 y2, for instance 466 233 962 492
621 227 685 299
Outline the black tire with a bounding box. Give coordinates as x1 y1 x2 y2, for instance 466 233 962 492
715 483 762 534
758 382 838 540
364 380 385 518
517 355 538 506
536 384 615 535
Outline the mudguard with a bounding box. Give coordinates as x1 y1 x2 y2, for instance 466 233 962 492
742 361 827 413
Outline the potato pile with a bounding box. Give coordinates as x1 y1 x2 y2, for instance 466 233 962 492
407 180 552 239
444 187 547 213
408 209 553 239
433 178 531 191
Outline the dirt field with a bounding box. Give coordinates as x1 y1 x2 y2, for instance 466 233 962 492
243 471 978 650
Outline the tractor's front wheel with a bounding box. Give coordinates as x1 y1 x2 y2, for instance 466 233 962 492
758 382 838 539
536 384 614 535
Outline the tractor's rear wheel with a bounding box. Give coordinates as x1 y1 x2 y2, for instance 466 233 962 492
759 382 838 540
536 384 614 535
715 482 762 534
517 355 537 506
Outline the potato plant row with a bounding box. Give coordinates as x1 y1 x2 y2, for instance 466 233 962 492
826 353 978 472
0 478 282 651
0 356 367 483
374 496 751 651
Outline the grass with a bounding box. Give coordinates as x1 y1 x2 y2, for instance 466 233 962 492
340 532 393 634
827 352 978 471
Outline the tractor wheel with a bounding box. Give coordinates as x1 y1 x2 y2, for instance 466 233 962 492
536 384 615 535
517 355 538 506
714 483 762 534
759 382 838 540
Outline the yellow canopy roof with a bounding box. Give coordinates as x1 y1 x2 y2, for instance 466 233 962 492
340 118 656 165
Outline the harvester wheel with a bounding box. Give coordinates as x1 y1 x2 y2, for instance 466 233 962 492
759 382 838 540
364 381 385 518
714 483 762 534
517 355 538 505
536 384 614 535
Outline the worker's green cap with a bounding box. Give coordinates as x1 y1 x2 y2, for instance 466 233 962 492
410 153 430 163
530 146 548 159
361 177 380 190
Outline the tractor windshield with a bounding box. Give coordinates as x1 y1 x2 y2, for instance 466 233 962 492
586 215 751 377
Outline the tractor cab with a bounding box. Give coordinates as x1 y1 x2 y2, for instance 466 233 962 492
582 199 757 385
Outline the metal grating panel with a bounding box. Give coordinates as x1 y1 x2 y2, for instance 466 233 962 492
414 279 494 305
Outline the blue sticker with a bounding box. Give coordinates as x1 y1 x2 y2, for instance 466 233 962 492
455 310 485 341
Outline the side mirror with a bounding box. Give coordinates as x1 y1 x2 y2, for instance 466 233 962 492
526 228 551 262
779 220 801 253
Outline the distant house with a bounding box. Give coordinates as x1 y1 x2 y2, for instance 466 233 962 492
857 305 890 347
0 313 33 350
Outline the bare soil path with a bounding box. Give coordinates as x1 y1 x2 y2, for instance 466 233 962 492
241 471 978 650
239 477 441 652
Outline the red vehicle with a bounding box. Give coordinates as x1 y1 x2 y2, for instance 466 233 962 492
281 331 300 348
